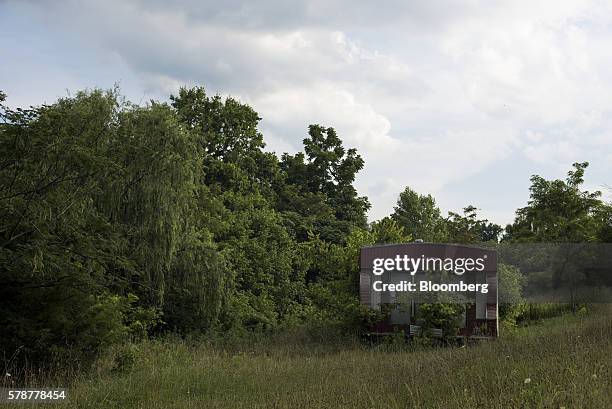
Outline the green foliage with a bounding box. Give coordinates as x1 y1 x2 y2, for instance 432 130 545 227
505 162 603 242
280 125 370 242
370 217 411 244
445 205 502 244
417 303 465 339
594 203 612 242
392 188 502 244
392 187 446 242
301 125 369 227
0 89 234 366
498 263 527 323
0 84 376 369
515 303 574 323
1 82 609 375
0 90 128 365
500 163 610 312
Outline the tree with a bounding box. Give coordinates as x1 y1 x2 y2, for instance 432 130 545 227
170 87 312 332
391 187 446 242
370 217 412 244
0 89 230 366
505 162 602 243
445 206 502 244
503 163 610 312
497 263 527 322
594 202 612 243
280 125 370 242
0 90 132 365
170 87 264 162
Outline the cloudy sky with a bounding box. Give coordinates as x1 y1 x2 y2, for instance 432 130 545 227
2 0 612 225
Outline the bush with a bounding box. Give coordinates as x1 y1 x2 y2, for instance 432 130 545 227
1 291 128 372
417 303 465 339
516 303 574 323
498 263 527 324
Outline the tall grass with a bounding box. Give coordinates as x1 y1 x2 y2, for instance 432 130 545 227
4 306 611 409
516 302 577 322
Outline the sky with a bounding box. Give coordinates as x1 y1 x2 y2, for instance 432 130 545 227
2 0 612 226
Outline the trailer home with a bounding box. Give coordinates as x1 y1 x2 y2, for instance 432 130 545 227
360 243 498 338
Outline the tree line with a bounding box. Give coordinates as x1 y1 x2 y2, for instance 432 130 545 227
1 87 610 367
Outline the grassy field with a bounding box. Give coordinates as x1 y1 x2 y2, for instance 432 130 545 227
4 306 611 409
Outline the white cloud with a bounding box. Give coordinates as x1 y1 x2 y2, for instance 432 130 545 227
249 83 395 151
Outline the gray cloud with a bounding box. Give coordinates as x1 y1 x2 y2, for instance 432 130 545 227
4 0 612 224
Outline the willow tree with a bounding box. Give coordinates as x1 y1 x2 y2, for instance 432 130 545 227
101 99 230 331
0 90 129 364
0 89 231 366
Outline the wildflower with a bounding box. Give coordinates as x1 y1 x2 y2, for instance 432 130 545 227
524 378 531 384
4 373 10 377
592 374 597 379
